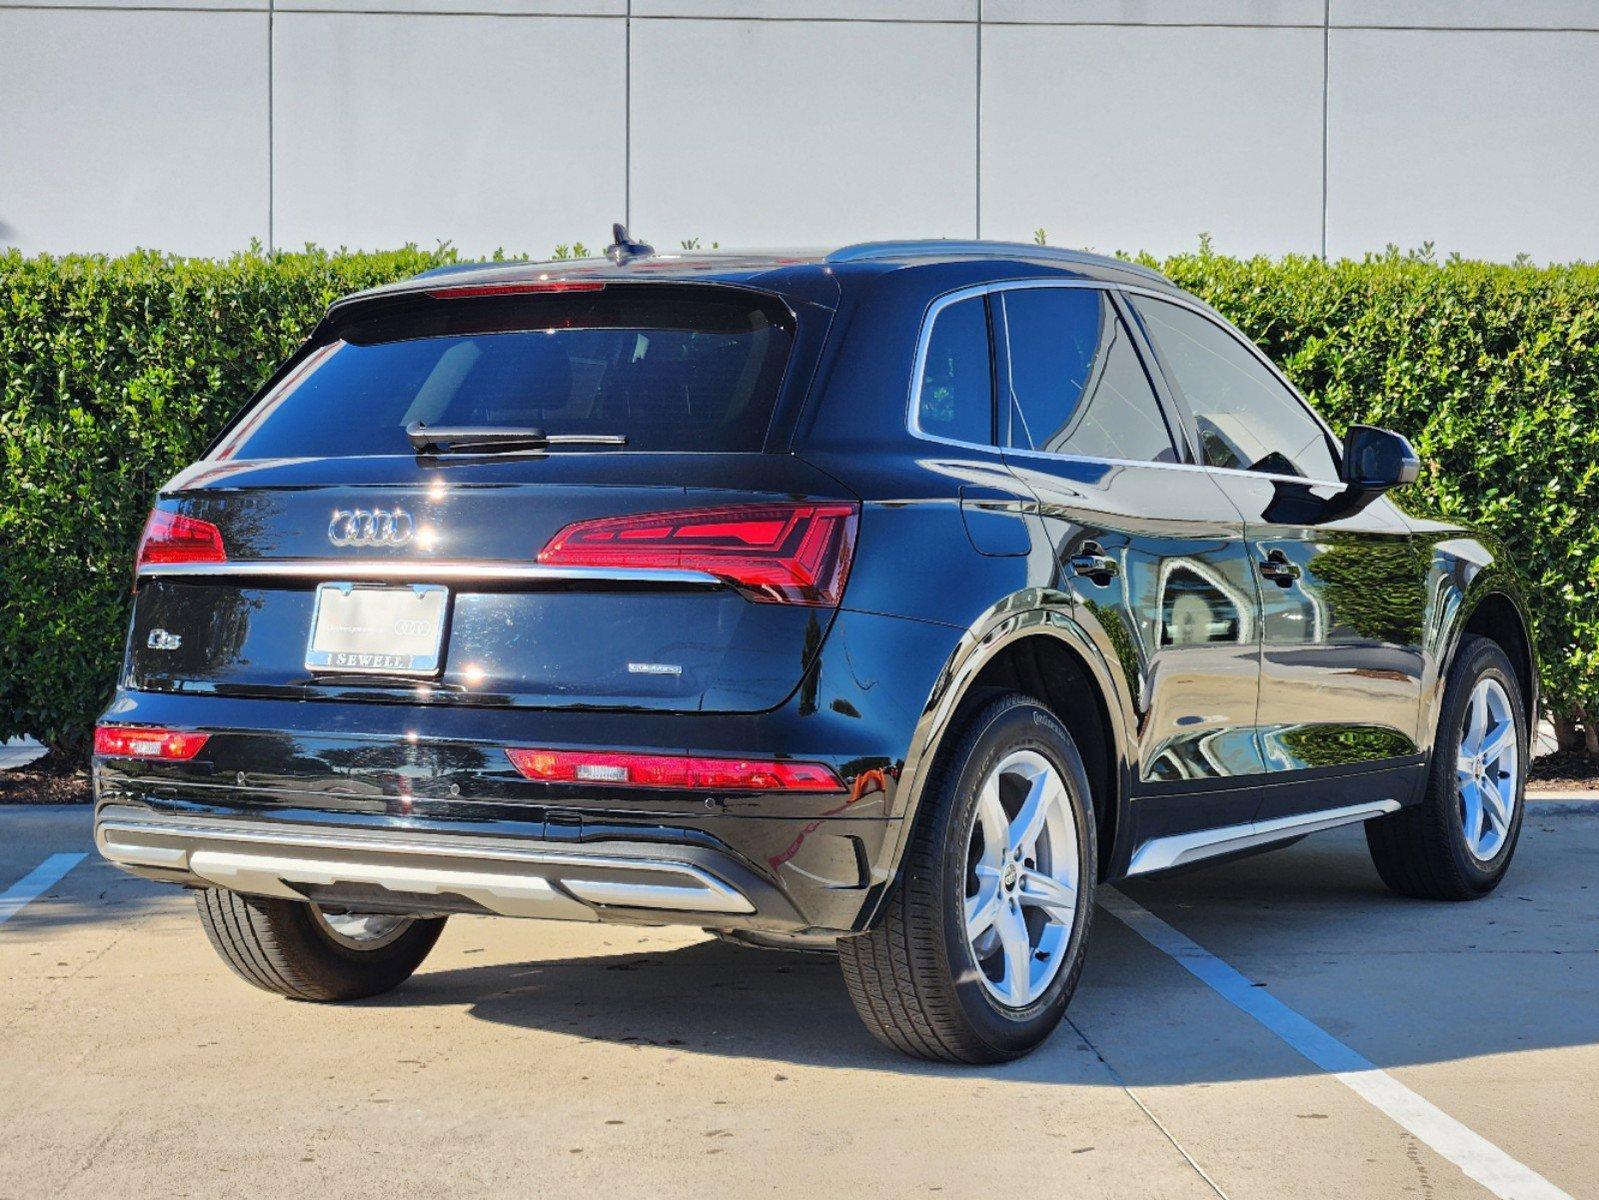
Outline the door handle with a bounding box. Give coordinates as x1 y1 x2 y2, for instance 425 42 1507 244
1258 549 1301 587
1069 543 1119 584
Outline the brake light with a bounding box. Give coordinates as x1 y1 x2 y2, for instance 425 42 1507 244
93 725 210 761
538 503 858 606
136 509 226 568
506 748 844 792
427 281 606 299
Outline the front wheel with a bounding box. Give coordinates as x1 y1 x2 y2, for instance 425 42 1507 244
839 692 1096 1063
1366 634 1528 900
195 888 446 1001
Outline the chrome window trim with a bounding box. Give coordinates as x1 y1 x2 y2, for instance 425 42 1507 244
135 560 725 587
906 278 1110 455
905 279 1348 489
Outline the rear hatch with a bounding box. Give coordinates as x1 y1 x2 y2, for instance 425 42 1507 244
126 280 855 715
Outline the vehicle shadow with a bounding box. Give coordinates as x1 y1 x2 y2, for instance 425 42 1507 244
10 802 1596 1090
367 816 1599 1088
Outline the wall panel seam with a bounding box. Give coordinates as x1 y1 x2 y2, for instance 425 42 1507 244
625 0 631 229
267 0 274 251
1320 0 1328 259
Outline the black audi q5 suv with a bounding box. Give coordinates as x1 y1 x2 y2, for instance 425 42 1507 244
94 238 1535 1062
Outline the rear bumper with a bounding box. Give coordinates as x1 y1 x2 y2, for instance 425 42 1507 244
95 802 799 927
92 607 964 933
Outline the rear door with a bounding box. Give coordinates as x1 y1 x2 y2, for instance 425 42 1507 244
991 282 1268 840
128 281 857 715
1125 294 1427 820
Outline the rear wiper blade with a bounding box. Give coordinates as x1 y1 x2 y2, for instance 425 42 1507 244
406 422 627 455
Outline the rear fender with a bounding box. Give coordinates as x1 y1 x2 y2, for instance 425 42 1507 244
855 591 1135 930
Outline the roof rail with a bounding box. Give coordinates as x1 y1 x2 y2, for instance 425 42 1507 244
826 240 1168 283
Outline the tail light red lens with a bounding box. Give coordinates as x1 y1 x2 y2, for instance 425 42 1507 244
93 725 210 761
136 509 226 568
538 503 858 606
506 748 844 793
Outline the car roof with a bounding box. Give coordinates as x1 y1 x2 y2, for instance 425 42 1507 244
332 239 1178 316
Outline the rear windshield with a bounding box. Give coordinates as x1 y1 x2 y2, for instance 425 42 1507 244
214 285 795 459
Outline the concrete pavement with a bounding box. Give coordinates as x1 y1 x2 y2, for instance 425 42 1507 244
2 803 1594 1200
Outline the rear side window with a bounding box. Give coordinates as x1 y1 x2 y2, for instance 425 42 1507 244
916 295 993 445
997 287 1177 463
215 285 795 459
1129 296 1339 482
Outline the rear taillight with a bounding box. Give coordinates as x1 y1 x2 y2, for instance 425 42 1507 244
538 503 858 606
506 748 844 792
136 509 226 569
93 725 210 761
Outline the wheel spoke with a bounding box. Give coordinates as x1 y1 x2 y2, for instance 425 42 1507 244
975 776 1008 869
1481 780 1512 832
966 866 1003 941
1460 778 1485 846
1467 690 1489 748
995 905 1032 1005
1018 869 1077 924
1009 768 1055 858
1479 723 1517 768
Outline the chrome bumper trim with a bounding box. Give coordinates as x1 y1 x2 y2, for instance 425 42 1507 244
1125 799 1401 876
135 560 723 587
95 805 755 919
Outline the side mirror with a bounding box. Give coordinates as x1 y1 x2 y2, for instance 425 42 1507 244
1341 425 1420 492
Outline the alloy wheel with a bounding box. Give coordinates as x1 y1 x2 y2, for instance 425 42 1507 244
314 908 413 950
1456 676 1519 862
963 749 1080 1007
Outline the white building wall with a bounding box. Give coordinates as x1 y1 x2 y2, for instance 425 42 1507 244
2 0 1597 260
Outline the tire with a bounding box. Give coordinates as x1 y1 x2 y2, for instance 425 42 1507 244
1366 634 1528 900
838 692 1097 1063
194 888 446 1001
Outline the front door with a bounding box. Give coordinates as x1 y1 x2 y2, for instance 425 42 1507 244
990 283 1267 841
1125 294 1427 821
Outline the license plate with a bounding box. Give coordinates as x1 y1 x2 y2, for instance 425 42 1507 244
306 583 448 675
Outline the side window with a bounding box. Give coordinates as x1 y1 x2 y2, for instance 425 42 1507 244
1130 296 1340 483
916 295 993 445
997 288 1177 463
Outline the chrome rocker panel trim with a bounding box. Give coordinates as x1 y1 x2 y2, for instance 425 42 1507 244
1124 800 1402 876
95 805 756 920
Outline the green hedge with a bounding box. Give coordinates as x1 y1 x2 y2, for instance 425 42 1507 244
0 246 459 757
2 244 1596 759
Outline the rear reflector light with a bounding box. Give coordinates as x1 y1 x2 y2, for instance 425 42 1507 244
136 509 226 568
506 748 844 792
538 503 858 606
427 281 606 299
93 725 210 761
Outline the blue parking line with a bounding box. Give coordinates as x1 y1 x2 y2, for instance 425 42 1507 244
1101 888 1573 1200
0 853 87 926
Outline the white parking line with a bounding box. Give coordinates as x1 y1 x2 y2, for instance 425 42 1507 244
0 853 86 927
1101 887 1574 1200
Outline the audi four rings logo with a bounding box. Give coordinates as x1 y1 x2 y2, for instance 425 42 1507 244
328 507 415 547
